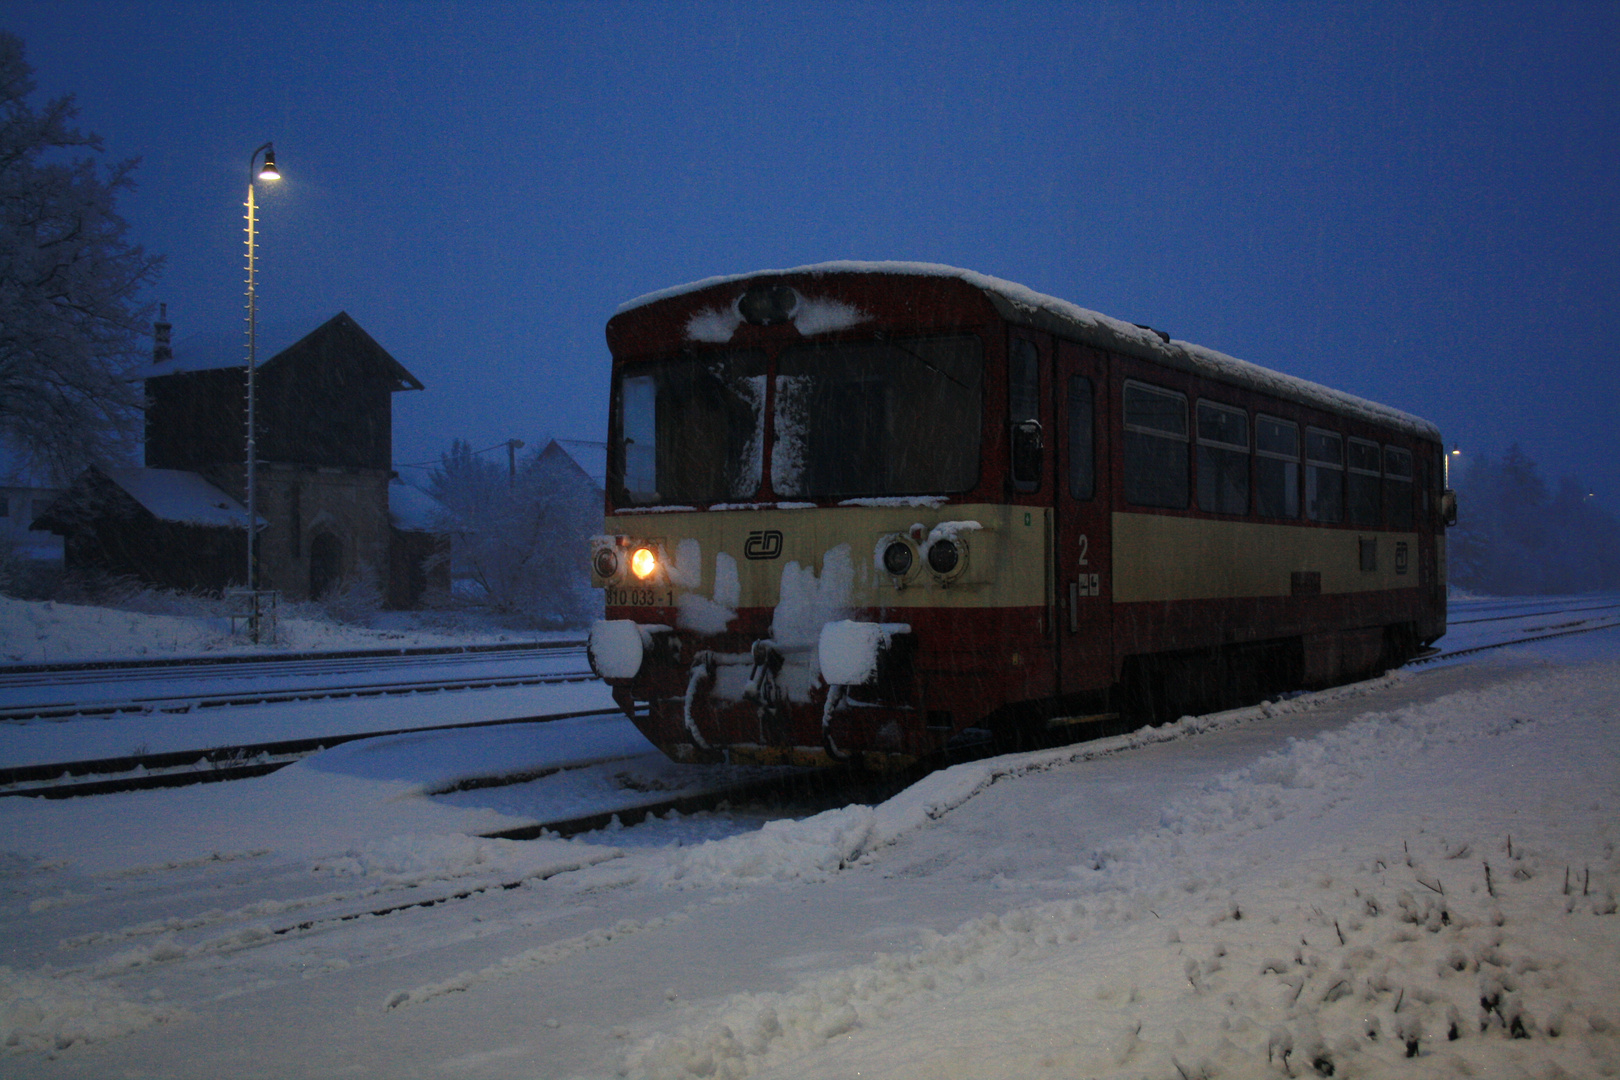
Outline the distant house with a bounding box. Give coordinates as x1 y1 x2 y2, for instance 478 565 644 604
0 455 64 565
33 311 447 606
536 438 603 497
33 466 258 592
387 478 451 609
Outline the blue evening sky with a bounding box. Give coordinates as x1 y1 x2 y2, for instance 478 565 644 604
8 1 1618 507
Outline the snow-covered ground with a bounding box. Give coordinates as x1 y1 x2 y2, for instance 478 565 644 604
0 663 617 771
0 592 574 666
0 594 1616 1077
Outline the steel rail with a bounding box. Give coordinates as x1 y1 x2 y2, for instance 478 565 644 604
213 773 841 952
0 638 585 678
0 647 586 696
0 667 597 722
0 707 624 800
1447 601 1620 626
1408 616 1620 665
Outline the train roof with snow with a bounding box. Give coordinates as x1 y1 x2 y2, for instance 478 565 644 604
614 261 1440 443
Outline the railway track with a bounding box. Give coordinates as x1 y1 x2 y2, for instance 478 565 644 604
0 698 842 843
0 666 597 723
1409 596 1620 665
0 643 593 722
0 636 585 677
7 597 1614 810
0 707 624 800
1445 599 1620 627
1408 618 1620 664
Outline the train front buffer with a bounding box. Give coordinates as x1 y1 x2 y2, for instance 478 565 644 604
584 514 1014 769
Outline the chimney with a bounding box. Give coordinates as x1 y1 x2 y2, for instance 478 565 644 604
153 303 172 363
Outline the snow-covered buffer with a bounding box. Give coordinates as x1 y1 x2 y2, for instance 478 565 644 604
588 619 674 681
818 620 913 687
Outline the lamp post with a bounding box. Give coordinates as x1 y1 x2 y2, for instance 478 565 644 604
244 142 280 639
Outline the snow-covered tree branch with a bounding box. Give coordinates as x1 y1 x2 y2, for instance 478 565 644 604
0 32 161 483
427 438 601 628
1449 444 1620 595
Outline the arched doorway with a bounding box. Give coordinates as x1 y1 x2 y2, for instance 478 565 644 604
309 532 342 599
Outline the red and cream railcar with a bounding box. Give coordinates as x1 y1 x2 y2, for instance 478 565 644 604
587 264 1449 768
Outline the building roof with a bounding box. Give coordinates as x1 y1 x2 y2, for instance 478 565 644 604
130 314 340 377
101 467 261 529
129 311 424 392
388 479 444 532
544 439 607 487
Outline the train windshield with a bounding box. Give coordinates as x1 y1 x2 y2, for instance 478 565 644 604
772 334 983 499
616 350 766 505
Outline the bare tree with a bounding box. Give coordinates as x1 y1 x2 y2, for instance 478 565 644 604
0 32 161 483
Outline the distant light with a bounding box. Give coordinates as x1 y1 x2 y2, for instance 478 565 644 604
630 547 658 580
257 146 281 181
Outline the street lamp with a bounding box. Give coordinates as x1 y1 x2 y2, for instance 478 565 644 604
244 141 280 639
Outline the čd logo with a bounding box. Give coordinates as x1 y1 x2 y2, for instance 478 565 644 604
745 530 784 560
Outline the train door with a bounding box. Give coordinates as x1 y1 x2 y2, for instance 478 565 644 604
1008 331 1059 701
1055 339 1113 696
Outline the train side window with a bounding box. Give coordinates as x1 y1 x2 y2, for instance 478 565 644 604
1196 401 1248 515
1009 339 1042 493
1384 445 1414 529
1346 437 1381 526
1255 415 1299 519
1123 381 1188 509
1428 448 1439 513
621 374 659 501
1067 375 1094 500
1304 428 1344 523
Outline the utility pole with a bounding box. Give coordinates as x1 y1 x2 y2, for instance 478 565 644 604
507 439 525 486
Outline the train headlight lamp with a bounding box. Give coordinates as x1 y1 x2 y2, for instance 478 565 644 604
630 546 659 580
927 537 962 576
881 539 914 577
737 284 799 326
593 548 620 580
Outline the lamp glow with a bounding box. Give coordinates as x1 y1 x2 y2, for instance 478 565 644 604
630 547 659 580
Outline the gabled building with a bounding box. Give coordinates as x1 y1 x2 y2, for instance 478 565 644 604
32 466 257 592
34 311 446 605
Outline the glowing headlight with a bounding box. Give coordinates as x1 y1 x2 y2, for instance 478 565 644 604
630 546 659 580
